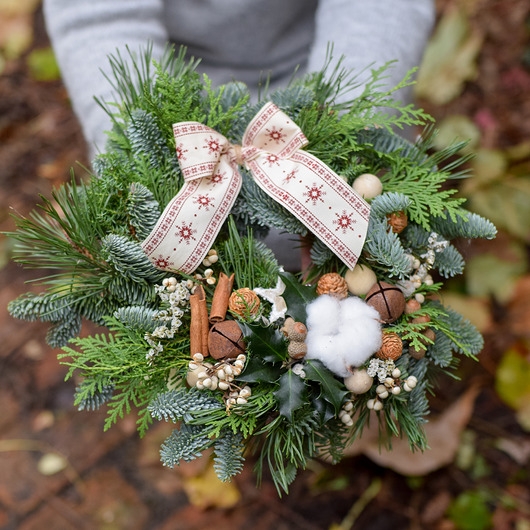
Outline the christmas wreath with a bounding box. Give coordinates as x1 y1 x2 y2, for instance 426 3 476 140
7 46 497 494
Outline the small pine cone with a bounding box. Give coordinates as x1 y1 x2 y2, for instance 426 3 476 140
376 332 403 361
387 211 408 234
229 288 260 317
316 272 348 299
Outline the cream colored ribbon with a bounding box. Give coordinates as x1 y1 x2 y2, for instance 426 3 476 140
142 102 370 273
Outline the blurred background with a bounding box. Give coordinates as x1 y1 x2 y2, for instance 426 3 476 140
0 0 529 529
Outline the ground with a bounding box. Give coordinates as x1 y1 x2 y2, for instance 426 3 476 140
0 2 529 529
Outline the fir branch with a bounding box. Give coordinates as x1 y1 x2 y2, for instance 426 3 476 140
148 388 223 423
213 430 246 482
364 217 412 279
430 210 497 240
160 424 212 466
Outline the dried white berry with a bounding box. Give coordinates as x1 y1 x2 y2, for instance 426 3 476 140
236 397 248 405
193 353 204 363
218 381 230 391
392 368 401 379
239 387 251 399
217 369 226 380
391 386 401 395
202 377 212 388
403 383 412 392
373 400 384 411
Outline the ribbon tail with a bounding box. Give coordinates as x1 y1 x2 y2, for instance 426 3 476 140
247 152 370 269
142 164 242 274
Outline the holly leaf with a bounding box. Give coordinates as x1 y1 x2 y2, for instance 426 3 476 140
304 359 349 415
239 322 287 363
279 271 317 323
273 370 307 420
237 353 282 383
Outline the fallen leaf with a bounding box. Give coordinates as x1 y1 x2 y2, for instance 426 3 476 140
495 344 530 431
181 458 241 509
465 243 528 304
26 47 61 81
341 386 480 475
432 115 481 155
495 437 530 465
415 4 483 105
439 292 492 333
505 275 530 338
468 177 530 242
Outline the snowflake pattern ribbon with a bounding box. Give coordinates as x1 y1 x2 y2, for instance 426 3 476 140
142 102 370 273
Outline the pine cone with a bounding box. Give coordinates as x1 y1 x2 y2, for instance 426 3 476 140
376 332 403 361
316 272 348 299
228 288 260 317
387 211 408 234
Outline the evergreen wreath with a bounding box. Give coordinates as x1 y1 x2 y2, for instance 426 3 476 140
7 45 497 494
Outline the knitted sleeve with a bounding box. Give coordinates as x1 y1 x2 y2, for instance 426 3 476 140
43 0 169 158
308 0 436 105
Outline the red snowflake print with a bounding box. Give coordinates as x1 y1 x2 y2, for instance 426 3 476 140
208 171 225 185
304 183 326 205
333 210 357 233
204 136 221 154
265 153 280 167
194 194 214 210
153 255 173 269
176 144 188 161
176 221 197 244
283 168 298 184
266 127 285 144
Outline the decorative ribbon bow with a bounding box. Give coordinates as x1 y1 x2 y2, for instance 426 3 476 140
142 102 370 273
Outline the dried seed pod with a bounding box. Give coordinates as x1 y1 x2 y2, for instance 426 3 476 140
228 288 260 317
316 272 348 299
376 332 403 361
208 320 246 360
387 211 408 233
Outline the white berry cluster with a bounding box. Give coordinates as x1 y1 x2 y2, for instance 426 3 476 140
188 352 250 409
399 232 449 298
202 248 219 267
194 268 216 286
338 400 354 427
145 277 192 362
367 366 418 411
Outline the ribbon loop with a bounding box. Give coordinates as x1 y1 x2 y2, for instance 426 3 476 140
142 102 370 274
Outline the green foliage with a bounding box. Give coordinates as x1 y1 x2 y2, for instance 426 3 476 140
6 43 497 495
213 430 246 482
161 424 212 466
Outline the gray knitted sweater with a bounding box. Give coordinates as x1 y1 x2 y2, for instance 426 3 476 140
43 0 435 157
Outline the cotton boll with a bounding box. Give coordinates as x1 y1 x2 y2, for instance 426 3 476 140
306 294 341 335
339 297 382 365
305 295 382 378
306 333 351 376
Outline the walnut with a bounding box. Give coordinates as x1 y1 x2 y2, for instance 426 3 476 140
376 332 403 361
208 320 246 360
228 288 260 318
316 272 348 299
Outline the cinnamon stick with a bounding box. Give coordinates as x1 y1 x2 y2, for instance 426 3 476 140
209 272 235 324
189 285 209 357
